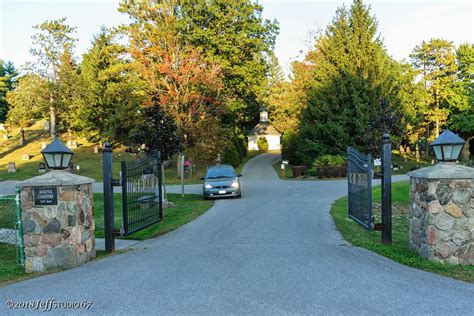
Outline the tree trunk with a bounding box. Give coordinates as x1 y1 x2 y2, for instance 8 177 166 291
435 118 440 139
462 136 473 161
19 128 25 146
50 105 56 140
49 94 57 140
424 127 430 160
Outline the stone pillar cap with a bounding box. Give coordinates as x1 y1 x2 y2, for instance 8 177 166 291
20 170 95 187
408 162 474 179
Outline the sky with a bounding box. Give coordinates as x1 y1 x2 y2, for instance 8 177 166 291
1 0 473 76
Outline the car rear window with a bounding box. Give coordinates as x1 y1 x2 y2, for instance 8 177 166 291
206 167 236 178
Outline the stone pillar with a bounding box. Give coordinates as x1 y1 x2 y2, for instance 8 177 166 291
408 163 474 265
20 171 96 273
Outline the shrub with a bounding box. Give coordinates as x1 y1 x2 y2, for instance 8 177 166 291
223 145 241 168
313 155 346 167
282 130 302 165
257 136 268 152
233 135 248 160
314 154 347 178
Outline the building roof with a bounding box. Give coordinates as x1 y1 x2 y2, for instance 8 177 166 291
248 122 281 136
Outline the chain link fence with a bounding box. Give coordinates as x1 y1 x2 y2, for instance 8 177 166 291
0 188 25 268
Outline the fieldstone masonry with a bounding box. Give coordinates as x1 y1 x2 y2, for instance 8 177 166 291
20 171 96 273
408 163 474 265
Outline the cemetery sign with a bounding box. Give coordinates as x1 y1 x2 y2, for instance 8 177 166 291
34 187 58 206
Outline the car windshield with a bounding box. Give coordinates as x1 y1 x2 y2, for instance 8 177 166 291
206 167 236 179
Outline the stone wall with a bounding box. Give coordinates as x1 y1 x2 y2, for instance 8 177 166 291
409 176 473 265
20 180 95 273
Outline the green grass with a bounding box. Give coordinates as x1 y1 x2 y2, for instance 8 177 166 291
93 193 214 240
0 197 16 229
331 181 474 283
0 243 24 285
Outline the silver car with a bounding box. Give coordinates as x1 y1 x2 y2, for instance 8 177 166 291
201 164 242 199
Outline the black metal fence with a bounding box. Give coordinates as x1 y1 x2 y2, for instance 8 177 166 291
0 188 25 268
121 152 163 236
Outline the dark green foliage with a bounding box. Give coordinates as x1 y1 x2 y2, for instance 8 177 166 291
296 0 404 163
313 154 347 178
232 135 248 160
281 130 302 165
176 0 279 132
257 136 268 152
124 104 183 161
313 155 346 167
223 144 241 168
77 27 143 142
0 60 19 122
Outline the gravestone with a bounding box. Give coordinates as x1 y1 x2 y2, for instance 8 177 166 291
38 162 46 173
21 154 30 161
93 145 99 154
67 140 78 149
7 162 16 173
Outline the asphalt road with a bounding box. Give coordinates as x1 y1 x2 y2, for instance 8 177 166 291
1 153 473 315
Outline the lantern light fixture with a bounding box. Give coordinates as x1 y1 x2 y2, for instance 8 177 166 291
41 139 74 170
431 129 465 162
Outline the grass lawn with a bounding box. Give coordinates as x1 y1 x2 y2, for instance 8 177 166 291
0 243 24 285
331 181 473 283
93 193 214 240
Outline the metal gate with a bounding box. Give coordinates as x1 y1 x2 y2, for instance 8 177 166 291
121 152 163 236
347 147 373 230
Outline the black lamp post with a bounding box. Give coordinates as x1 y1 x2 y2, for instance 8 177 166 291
41 139 74 170
431 129 465 162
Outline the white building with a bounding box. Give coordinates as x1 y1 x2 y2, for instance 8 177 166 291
247 107 281 151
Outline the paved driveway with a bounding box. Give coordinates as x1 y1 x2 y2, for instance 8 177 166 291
1 153 473 315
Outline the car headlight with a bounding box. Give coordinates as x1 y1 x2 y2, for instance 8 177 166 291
205 184 212 189
231 181 239 188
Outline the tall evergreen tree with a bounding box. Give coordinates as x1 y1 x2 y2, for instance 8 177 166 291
0 60 19 122
78 27 143 142
295 0 403 163
410 39 459 139
451 43 474 160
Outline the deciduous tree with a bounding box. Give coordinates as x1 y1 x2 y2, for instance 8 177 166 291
29 17 77 139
